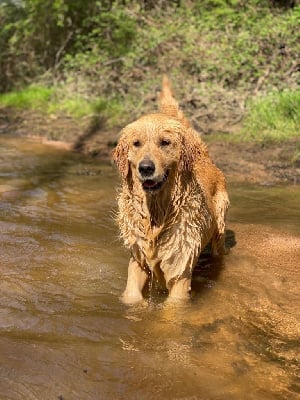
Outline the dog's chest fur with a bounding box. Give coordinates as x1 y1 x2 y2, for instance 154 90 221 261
117 180 215 275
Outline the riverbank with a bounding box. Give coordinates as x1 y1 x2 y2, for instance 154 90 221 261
1 107 299 185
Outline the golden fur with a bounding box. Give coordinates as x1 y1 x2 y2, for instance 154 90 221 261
113 76 229 303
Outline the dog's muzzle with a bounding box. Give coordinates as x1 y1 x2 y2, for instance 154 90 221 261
142 172 169 191
138 158 169 192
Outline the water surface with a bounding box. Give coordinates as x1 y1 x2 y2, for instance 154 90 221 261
0 136 299 400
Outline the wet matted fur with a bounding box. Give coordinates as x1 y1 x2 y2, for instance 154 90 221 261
113 76 229 303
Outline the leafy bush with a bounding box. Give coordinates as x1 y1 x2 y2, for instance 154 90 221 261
0 0 137 92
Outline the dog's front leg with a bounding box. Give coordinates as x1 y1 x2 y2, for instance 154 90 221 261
168 275 192 300
212 190 230 256
122 257 148 304
163 264 193 301
162 249 198 301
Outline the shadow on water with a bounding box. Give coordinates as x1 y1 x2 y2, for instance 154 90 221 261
192 229 237 295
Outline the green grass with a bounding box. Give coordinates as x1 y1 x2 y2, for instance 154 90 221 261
48 97 94 118
0 85 96 117
0 84 127 126
0 85 54 110
53 96 127 126
208 90 300 144
241 90 300 142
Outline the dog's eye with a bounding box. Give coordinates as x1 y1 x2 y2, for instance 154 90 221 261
160 139 171 147
133 140 141 147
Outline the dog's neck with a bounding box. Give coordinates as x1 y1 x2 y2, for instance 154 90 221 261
124 169 195 233
144 169 192 229
120 169 198 246
145 184 172 227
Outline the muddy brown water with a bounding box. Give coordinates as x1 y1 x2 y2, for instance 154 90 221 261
0 136 299 400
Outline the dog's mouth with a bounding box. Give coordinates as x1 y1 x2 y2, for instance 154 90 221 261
142 171 169 192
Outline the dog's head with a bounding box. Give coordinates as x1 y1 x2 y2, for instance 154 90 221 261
113 114 202 192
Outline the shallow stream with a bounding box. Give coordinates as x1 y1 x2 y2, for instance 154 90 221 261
0 136 299 400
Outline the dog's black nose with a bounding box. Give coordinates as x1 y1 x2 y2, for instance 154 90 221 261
138 159 155 177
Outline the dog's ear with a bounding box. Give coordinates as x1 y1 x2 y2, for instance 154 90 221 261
112 134 130 179
178 131 203 172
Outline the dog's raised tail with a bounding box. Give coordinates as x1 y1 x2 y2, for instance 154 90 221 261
159 75 190 128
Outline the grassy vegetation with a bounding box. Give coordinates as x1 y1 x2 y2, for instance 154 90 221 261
0 86 54 111
0 1 299 141
242 90 300 142
0 85 92 117
0 85 126 126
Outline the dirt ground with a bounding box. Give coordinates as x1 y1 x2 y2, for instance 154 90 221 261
208 140 300 184
0 107 299 185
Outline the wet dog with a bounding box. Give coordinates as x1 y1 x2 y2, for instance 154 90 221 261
113 76 229 303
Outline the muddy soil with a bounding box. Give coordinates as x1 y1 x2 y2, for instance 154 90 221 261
208 140 300 185
1 107 299 184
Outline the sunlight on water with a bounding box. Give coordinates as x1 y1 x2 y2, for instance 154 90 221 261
0 136 299 400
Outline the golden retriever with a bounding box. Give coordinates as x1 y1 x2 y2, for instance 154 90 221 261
113 76 229 304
